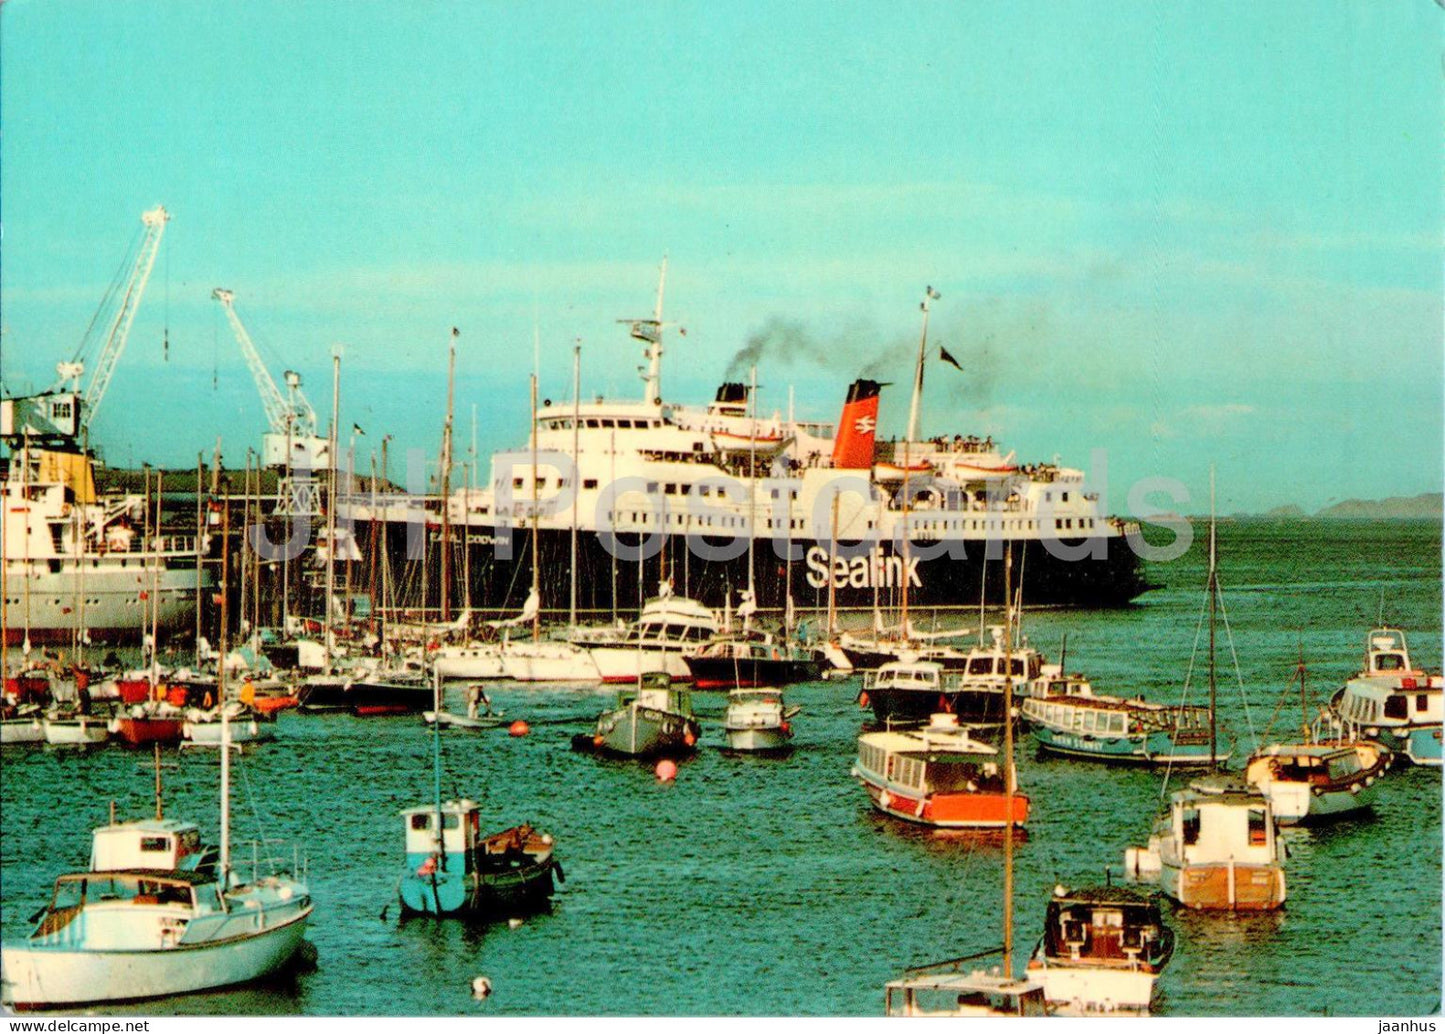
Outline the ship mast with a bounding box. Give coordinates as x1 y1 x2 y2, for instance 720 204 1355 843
638 258 668 405
530 372 540 642
899 287 938 641
746 365 758 629
323 352 340 675
1207 468 1219 772
440 329 457 623
570 343 581 630
1002 542 1015 977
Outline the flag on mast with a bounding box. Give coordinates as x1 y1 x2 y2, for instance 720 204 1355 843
939 345 963 371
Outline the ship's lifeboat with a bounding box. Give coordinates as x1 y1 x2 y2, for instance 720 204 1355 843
873 460 933 483
710 429 788 458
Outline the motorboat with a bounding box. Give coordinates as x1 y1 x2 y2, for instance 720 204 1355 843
722 687 799 752
585 590 719 684
853 713 1028 829
1026 884 1174 1014
1331 627 1442 766
580 672 701 758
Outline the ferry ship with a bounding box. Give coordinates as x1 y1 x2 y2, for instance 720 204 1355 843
351 276 1150 616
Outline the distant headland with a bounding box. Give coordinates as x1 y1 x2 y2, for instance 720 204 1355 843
1252 492 1442 520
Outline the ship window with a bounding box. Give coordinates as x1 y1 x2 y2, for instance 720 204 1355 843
513 478 523 489
410 814 431 831
587 419 600 428
1248 808 1268 845
1062 492 1070 502
647 483 658 493
1377 654 1404 671
140 836 170 852
443 814 460 830
1181 808 1200 845
1418 694 1429 711
1384 695 1408 720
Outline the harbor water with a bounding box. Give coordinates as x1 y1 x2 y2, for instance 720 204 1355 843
1 518 1439 1016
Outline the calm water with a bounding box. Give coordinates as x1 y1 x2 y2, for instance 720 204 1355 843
2 519 1440 1016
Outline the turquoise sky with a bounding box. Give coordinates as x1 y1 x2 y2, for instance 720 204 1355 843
2 2 1440 513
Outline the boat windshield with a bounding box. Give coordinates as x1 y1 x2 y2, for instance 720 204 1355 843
53 872 198 909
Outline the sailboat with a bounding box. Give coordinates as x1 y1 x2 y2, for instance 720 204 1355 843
499 364 603 683
1 506 314 1009
1123 486 1287 911
1244 653 1392 824
396 668 561 917
884 542 1047 1016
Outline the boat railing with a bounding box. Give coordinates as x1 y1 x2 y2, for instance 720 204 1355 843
242 840 310 886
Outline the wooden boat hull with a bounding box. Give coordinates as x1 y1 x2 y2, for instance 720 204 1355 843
0 908 310 1009
1161 860 1285 911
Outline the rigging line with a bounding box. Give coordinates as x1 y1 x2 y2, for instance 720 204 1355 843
73 223 142 364
1177 569 1210 710
235 746 280 871
1214 579 1257 750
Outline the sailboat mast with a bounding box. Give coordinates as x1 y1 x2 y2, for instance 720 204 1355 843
570 343 581 629
432 665 445 872
1208 471 1218 771
323 352 340 674
827 492 840 635
218 494 232 881
440 329 457 623
530 373 540 642
1002 543 1015 979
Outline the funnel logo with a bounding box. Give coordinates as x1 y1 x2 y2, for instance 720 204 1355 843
854 415 876 434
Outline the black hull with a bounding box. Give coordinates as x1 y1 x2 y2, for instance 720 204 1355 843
298 680 430 715
365 522 1150 618
685 656 822 690
864 687 1006 726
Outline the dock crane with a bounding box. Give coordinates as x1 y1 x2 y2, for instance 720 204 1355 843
4 205 171 444
210 288 331 472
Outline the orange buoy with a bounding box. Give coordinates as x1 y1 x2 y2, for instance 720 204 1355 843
592 733 604 747
683 731 696 747
858 691 870 708
655 759 677 782
508 720 530 737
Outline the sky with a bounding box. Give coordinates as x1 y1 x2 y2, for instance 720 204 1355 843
1 2 1440 514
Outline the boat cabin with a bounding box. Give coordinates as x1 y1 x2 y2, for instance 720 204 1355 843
401 799 483 867
885 968 1048 1017
1038 885 1173 971
621 672 694 716
89 819 208 874
856 715 1004 794
1364 628 1414 675
1171 780 1279 867
1336 679 1442 728
31 869 223 948
864 661 943 692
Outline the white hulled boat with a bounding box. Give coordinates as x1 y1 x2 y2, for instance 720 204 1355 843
1331 627 1442 767
1026 884 1174 1014
581 671 701 758
722 687 798 751
585 589 718 683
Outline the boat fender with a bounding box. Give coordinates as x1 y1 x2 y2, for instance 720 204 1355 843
879 790 891 809
417 854 438 876
203 691 213 709
471 976 492 999
1311 786 1322 797
858 691 869 709
1365 775 1375 786
1349 782 1361 794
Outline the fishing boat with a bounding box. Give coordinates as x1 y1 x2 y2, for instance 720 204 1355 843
1330 627 1442 767
853 712 1028 829
1124 774 1287 912
1245 654 1393 823
722 687 799 751
396 669 560 918
0 638 313 1008
580 671 701 758
585 590 719 684
1025 884 1174 1014
1023 675 1231 768
883 539 1045 1015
